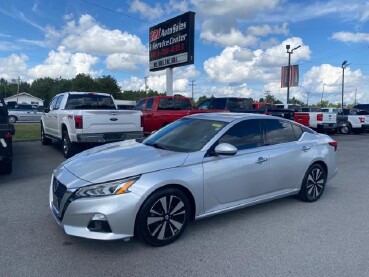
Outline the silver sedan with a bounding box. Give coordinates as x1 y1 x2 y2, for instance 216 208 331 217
49 113 338 246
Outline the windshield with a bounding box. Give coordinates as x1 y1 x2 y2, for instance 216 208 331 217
143 118 227 152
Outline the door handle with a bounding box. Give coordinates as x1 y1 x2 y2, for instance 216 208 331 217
256 157 268 164
302 146 310 151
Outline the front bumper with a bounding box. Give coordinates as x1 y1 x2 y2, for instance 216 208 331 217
49 175 144 240
75 131 144 143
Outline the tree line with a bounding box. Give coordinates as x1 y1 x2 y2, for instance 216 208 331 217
0 74 349 108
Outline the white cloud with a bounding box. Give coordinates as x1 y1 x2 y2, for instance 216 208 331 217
191 0 279 17
331 31 369 43
0 54 28 80
59 14 147 56
248 23 289 37
203 38 310 83
27 46 99 79
105 53 147 71
129 0 164 20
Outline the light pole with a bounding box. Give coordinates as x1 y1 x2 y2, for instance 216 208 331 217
286 44 301 104
341 61 348 108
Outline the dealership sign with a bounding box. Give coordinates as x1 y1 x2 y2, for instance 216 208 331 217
149 11 195 72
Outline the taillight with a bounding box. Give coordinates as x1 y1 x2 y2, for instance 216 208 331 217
329 141 338 151
359 117 365 123
74 115 83 129
317 113 323 121
4 133 12 139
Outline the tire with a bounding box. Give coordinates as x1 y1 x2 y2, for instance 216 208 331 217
8 116 17 124
62 129 77 158
0 159 12 174
298 164 327 202
136 188 190 247
41 125 52 145
339 123 351 134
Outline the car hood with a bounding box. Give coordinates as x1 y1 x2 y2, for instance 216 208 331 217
60 140 189 186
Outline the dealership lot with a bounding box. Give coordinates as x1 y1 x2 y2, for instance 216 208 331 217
1 134 369 277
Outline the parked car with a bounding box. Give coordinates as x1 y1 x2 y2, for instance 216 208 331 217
337 109 369 134
0 95 15 174
41 92 143 158
8 103 44 123
134 95 198 135
49 113 338 246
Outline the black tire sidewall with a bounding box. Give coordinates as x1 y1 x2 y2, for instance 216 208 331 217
136 188 190 247
299 164 327 202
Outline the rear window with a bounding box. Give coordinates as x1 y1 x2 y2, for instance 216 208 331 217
65 94 116 110
158 98 192 110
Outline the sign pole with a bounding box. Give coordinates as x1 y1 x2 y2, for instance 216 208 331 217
166 68 173 96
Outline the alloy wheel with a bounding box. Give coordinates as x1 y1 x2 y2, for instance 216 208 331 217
306 167 325 200
146 195 186 241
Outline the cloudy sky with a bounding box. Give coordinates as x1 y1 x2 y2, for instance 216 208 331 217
0 0 369 105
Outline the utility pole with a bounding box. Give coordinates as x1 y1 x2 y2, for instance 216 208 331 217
286 45 301 104
16 76 20 104
354 88 357 105
144 76 149 93
306 91 310 106
190 80 195 100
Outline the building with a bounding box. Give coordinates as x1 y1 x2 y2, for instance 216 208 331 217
4 92 44 107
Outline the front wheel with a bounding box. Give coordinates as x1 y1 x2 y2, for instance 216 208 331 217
298 164 327 202
41 125 52 145
62 129 77 158
136 188 190 246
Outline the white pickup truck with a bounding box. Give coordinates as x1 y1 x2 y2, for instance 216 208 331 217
294 111 340 133
337 109 369 134
41 92 143 158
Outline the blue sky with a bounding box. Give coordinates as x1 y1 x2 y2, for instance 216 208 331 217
1 0 369 104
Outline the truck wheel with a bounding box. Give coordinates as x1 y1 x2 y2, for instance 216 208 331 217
340 124 351 135
0 158 12 174
8 116 17 124
62 129 77 158
41 125 52 145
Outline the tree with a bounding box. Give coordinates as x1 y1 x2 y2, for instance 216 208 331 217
71 74 96 91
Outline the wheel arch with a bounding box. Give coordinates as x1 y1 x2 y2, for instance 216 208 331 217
310 160 328 177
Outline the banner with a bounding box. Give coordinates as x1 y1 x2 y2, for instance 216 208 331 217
281 65 299 88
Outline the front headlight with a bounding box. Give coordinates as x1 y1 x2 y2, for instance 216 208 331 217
75 176 140 198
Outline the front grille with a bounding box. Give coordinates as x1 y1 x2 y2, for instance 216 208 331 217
52 177 74 220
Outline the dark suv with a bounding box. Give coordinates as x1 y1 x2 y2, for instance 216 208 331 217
0 94 15 174
353 104 369 112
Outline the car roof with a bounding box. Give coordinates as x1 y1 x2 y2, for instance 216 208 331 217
186 112 268 122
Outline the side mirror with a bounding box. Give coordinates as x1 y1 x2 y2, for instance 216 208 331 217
214 143 237 156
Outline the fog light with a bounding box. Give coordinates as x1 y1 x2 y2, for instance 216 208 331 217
92 213 107 221
88 214 112 233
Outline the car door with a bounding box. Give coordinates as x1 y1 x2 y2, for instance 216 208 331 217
44 96 59 136
262 119 316 192
202 119 271 213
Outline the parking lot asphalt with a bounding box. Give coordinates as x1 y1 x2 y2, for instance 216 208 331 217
1 134 369 277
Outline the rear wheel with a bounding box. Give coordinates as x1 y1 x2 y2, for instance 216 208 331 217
41 125 52 145
62 129 77 158
298 164 327 202
136 188 190 246
339 123 351 134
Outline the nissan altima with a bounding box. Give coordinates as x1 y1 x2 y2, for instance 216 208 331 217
49 113 338 246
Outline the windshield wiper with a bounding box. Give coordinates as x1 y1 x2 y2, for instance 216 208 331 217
144 142 169 150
